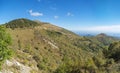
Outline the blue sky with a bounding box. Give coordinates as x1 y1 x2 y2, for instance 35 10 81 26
1 0 120 33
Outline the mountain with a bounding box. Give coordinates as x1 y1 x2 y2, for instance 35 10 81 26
0 18 120 73
85 33 119 47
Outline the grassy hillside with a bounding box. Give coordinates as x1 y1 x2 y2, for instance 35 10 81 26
0 18 120 73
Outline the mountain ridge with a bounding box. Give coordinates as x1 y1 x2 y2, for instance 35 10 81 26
0 18 120 73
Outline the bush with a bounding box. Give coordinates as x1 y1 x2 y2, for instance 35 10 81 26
0 26 13 69
108 42 120 62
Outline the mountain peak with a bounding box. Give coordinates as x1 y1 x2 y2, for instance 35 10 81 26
5 18 42 29
96 33 107 37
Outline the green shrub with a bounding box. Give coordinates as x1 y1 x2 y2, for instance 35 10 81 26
0 26 13 69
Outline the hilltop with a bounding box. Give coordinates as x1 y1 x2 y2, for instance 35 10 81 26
0 18 120 73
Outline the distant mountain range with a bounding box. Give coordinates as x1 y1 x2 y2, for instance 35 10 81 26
74 31 120 38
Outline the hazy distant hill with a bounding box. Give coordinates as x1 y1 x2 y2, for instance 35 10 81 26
86 33 119 46
75 31 120 38
0 18 120 73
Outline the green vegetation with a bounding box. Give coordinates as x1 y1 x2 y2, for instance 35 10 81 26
1 18 120 73
5 18 42 29
0 26 13 69
107 41 120 62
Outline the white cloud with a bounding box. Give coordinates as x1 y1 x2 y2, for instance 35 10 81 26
28 10 43 17
67 12 74 16
78 25 120 33
54 16 59 19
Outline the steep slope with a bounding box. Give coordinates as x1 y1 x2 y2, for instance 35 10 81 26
4 19 88 73
0 18 119 73
0 19 77 72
